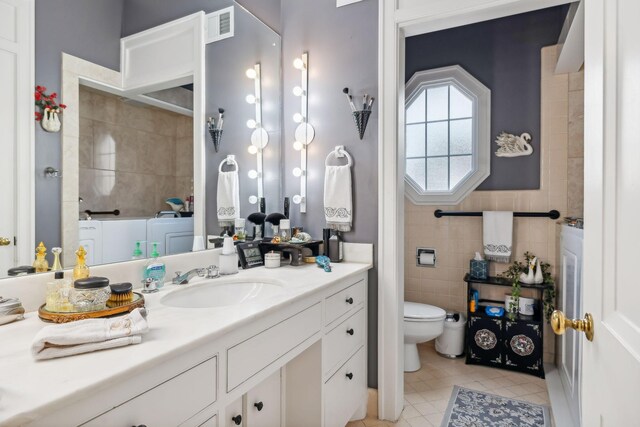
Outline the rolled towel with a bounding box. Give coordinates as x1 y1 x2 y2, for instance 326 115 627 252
31 308 149 360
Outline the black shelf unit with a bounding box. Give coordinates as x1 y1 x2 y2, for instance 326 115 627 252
464 274 550 378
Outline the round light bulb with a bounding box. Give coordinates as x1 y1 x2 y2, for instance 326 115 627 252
248 145 258 155
293 58 304 70
293 141 303 151
246 68 257 79
293 168 302 177
246 119 257 129
292 195 303 204
248 170 258 179
292 86 304 97
246 94 256 104
249 195 258 204
293 113 304 123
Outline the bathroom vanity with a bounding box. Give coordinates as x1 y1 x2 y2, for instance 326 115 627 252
0 250 372 427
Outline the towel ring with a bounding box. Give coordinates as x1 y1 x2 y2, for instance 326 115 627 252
219 155 238 173
325 146 353 167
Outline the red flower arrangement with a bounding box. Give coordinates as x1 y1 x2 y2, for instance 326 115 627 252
34 85 66 122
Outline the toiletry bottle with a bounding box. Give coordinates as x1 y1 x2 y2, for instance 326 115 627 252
219 236 239 275
51 247 63 271
33 242 49 273
323 228 332 258
328 230 344 263
144 243 166 288
132 241 144 260
280 219 291 242
73 246 90 280
45 271 73 312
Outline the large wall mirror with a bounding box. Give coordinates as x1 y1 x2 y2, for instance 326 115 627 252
0 0 281 278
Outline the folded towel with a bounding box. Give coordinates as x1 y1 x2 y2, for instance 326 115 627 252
31 308 149 360
217 170 240 227
324 164 352 232
483 211 513 263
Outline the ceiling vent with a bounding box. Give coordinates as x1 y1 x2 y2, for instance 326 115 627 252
206 6 234 44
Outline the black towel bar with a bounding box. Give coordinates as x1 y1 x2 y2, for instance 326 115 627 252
84 209 120 216
434 209 560 219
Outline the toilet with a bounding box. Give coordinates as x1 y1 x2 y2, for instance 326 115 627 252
404 301 447 372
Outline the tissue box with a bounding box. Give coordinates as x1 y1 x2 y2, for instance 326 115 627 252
470 259 489 280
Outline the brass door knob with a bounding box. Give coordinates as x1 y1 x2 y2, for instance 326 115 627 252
0 237 11 246
551 310 594 341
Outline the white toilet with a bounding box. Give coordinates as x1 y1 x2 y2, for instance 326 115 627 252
404 301 447 372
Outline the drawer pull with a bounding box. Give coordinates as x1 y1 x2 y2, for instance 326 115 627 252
346 328 354 335
232 414 242 425
254 401 264 411
346 297 354 305
346 372 354 380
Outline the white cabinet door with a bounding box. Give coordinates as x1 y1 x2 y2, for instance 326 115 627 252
245 370 281 427
225 397 244 427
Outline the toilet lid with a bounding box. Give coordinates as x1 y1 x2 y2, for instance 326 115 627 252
404 302 446 320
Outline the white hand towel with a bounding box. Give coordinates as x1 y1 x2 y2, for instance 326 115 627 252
324 164 352 232
31 308 149 360
483 211 513 263
217 170 240 227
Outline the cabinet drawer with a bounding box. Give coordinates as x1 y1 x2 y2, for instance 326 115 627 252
324 346 366 427
227 303 321 392
325 279 364 326
83 356 217 426
246 370 281 427
323 308 365 376
225 397 243 427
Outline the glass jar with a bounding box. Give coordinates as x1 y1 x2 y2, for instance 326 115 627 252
70 277 111 312
280 219 291 242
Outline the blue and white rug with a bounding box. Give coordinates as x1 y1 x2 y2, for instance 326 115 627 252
440 386 551 427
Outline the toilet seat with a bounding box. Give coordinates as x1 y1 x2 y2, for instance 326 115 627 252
404 302 446 322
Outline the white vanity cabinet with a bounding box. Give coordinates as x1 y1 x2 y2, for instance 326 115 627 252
225 398 244 427
245 371 281 427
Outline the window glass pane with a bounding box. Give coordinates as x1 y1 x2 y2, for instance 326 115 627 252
450 85 473 119
406 159 426 192
450 155 472 188
426 86 449 122
450 118 472 155
426 157 448 191
406 124 425 158
406 90 425 124
426 122 447 156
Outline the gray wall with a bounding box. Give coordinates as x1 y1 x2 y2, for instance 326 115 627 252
34 0 124 248
237 0 281 34
405 5 567 190
281 0 379 387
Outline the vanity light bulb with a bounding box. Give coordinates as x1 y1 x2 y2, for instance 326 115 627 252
293 113 304 123
248 170 258 179
293 167 303 177
246 68 257 79
246 94 256 104
292 86 304 97
293 141 303 151
248 145 258 155
249 195 258 204
292 195 303 204
246 119 257 129
293 58 304 70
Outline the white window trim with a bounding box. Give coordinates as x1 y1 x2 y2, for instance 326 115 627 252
404 65 491 205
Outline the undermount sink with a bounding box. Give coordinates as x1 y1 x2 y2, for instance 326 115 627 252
160 279 284 308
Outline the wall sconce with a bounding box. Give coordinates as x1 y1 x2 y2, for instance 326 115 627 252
291 52 315 213
207 108 224 152
245 63 268 206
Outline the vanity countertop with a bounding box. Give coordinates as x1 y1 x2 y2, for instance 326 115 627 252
0 261 372 426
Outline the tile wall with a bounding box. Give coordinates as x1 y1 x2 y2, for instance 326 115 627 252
567 70 584 218
404 45 576 363
78 87 193 218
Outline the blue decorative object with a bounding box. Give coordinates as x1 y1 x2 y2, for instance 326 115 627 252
470 258 490 280
485 306 504 317
315 255 332 272
165 198 185 212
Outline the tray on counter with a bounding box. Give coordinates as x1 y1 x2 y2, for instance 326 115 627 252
38 292 145 323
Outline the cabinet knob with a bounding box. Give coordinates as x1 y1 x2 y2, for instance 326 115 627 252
254 401 264 411
346 372 354 380
132 425 147 427
346 328 354 335
345 297 354 304
232 414 242 425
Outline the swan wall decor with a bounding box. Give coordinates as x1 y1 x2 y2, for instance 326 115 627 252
495 132 533 157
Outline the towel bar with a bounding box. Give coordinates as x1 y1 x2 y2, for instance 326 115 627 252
434 209 560 219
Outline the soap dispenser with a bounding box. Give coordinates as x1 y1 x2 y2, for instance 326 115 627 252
73 246 90 280
219 236 239 275
132 241 144 260
144 243 166 288
33 242 49 273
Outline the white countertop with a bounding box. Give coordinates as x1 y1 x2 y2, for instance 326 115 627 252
0 261 372 426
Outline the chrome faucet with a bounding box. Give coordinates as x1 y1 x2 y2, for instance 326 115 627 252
172 265 219 285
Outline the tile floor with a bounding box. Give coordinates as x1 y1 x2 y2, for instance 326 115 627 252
347 343 551 427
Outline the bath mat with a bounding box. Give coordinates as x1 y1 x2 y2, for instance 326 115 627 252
440 386 550 427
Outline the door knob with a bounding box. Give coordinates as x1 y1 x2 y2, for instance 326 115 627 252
0 237 11 246
551 310 594 341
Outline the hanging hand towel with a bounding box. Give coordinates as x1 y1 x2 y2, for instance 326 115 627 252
31 308 149 360
483 211 513 263
324 149 353 232
217 168 240 227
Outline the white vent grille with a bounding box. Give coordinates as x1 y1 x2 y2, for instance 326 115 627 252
206 6 234 44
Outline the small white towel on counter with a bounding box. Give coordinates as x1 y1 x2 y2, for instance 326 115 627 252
483 211 513 263
31 308 149 360
217 170 240 227
324 164 353 232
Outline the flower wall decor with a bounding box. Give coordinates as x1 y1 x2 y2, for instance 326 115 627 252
34 85 66 133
